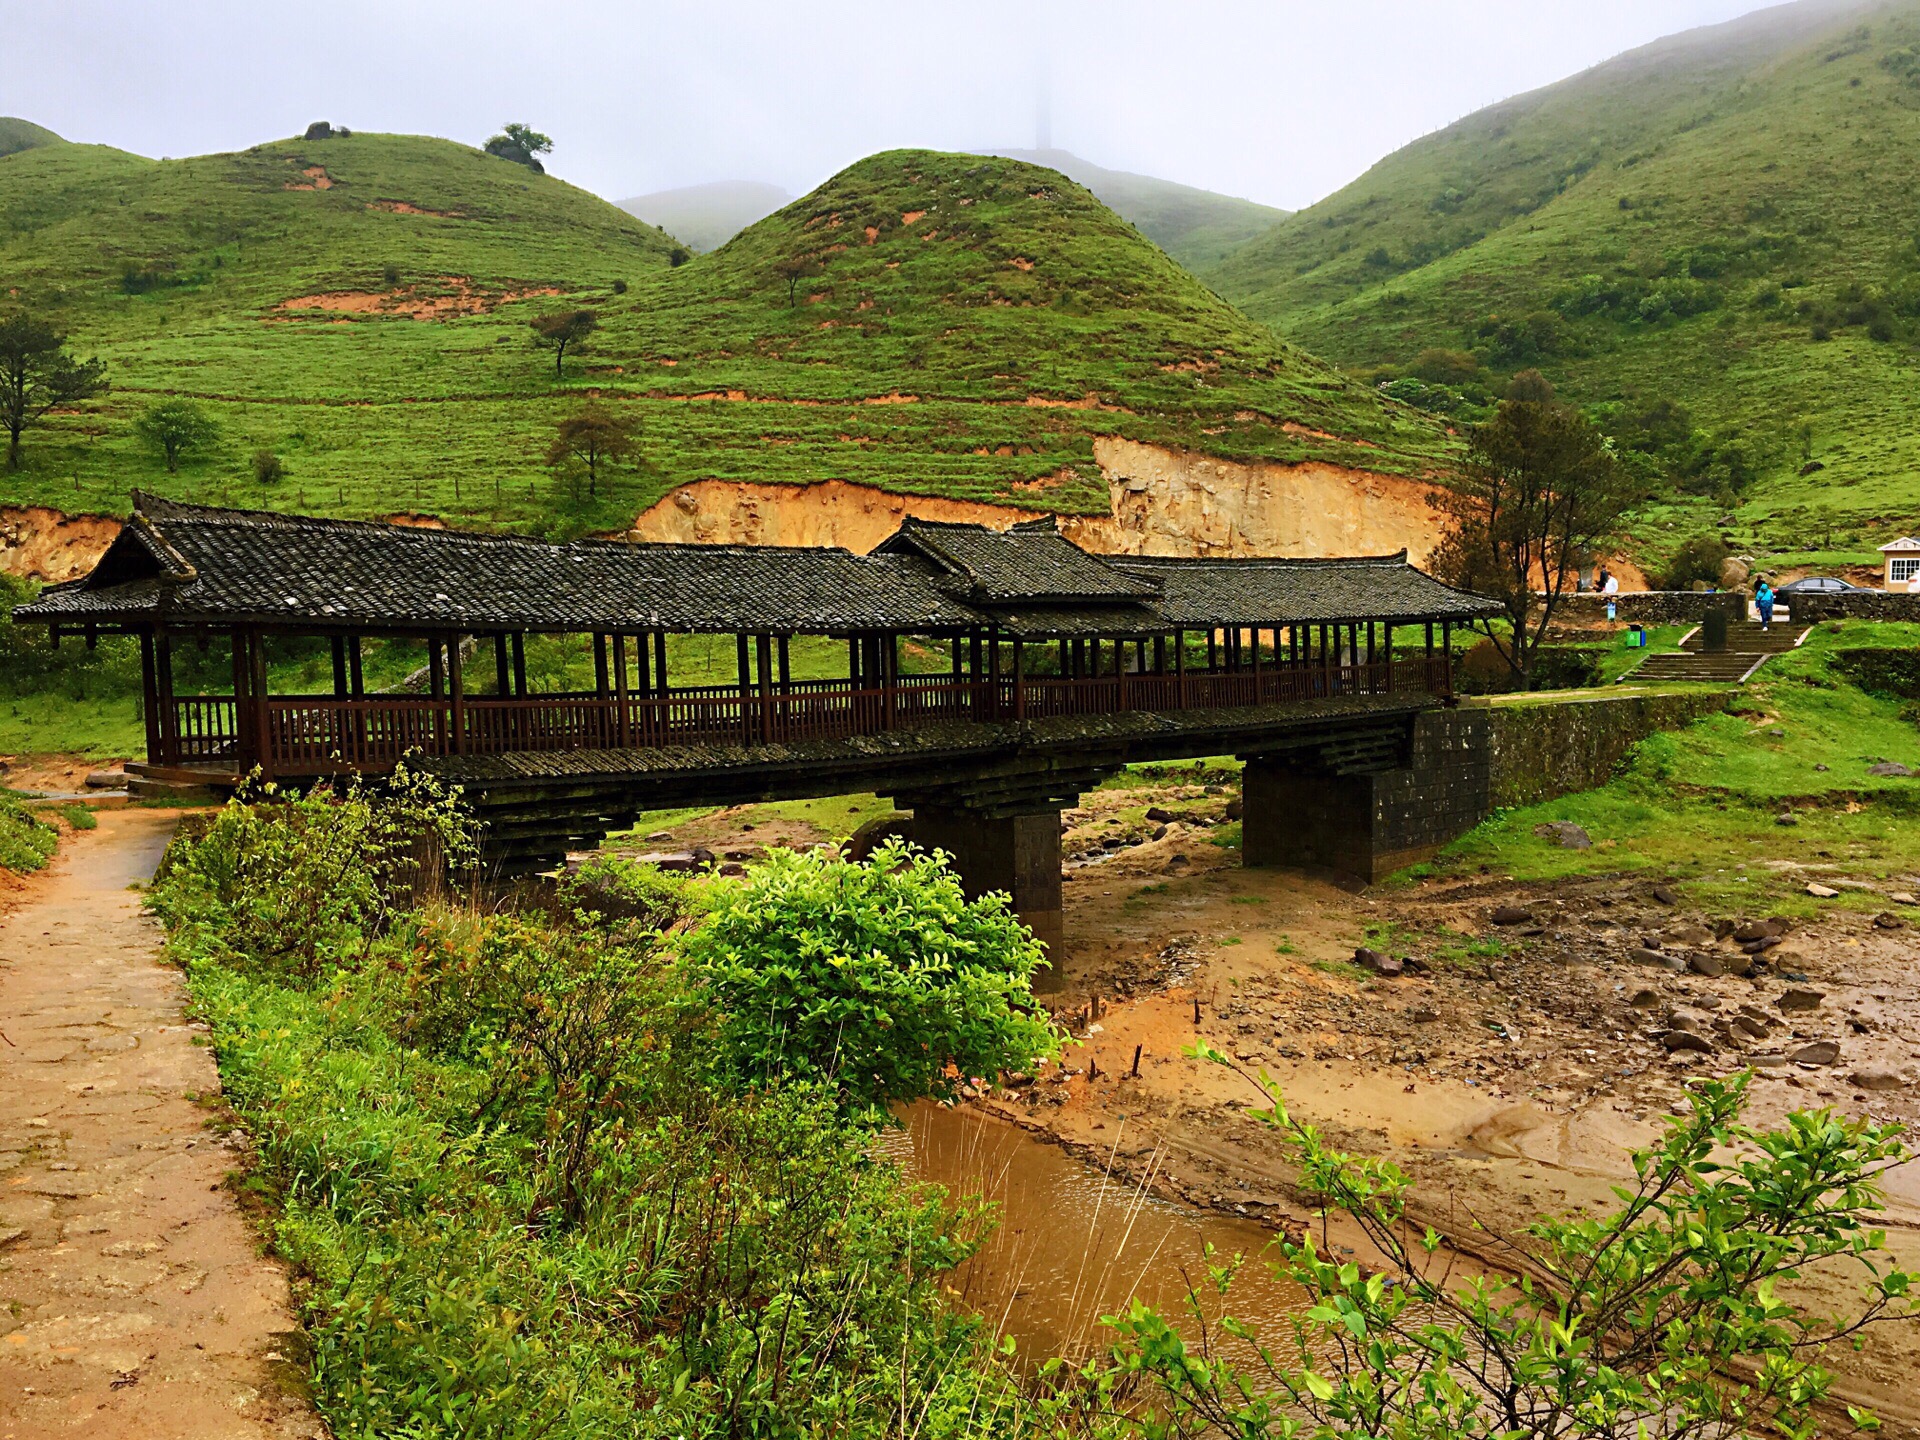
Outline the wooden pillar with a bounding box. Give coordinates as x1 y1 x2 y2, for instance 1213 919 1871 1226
653 632 668 699
1174 628 1187 708
736 632 753 743
495 633 510 696
757 632 774 743
330 635 348 697
226 629 247 768
249 630 272 780
139 632 162 764
1117 636 1130 709
777 635 791 689
1154 634 1166 675
594 632 611 745
613 634 631 745
448 634 465 755
883 633 899 730
511 633 528 697
1012 637 1026 719
1058 637 1069 676
150 630 178 766
1441 622 1453 695
950 635 964 683
986 628 1001 721
1207 629 1218 672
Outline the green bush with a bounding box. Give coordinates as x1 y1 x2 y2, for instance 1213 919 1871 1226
0 792 58 873
149 765 475 984
683 839 1058 1115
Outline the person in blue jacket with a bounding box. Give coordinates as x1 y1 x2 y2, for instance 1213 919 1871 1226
1755 578 1776 631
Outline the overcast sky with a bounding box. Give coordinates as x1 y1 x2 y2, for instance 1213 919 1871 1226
10 0 1779 210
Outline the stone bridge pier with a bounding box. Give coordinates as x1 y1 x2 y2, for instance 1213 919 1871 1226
1239 709 1491 883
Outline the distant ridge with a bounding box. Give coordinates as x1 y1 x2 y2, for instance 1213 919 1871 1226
983 147 1289 271
0 117 63 160
617 180 793 252
1201 0 1920 536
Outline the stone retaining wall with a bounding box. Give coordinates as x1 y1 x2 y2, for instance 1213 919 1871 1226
1787 592 1920 622
1481 688 1736 809
1555 592 1736 625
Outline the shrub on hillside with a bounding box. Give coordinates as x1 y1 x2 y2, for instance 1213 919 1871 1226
1661 534 1732 591
251 448 285 486
683 839 1057 1115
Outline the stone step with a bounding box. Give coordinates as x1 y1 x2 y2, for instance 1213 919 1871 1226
1628 653 1769 683
1679 623 1807 654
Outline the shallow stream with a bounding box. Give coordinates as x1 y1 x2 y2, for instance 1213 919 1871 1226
879 1102 1308 1364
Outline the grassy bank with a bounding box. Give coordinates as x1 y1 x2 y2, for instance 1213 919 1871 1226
1430 620 1920 906
149 782 1068 1437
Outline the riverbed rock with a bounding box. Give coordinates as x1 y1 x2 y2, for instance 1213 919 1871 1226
1651 884 1681 906
1866 761 1913 777
1687 952 1725 979
1849 1066 1908 1092
1632 946 1685 972
1872 912 1905 930
633 850 702 872
1776 811 1798 826
1490 905 1534 926
1790 1040 1840 1067
1660 1029 1716 1053
1806 883 1840 899
1533 821 1592 850
1667 924 1716 948
1223 797 1243 821
1733 918 1785 942
1353 947 1403 978
1628 988 1661 1009
83 770 128 790
1777 988 1826 1013
1145 806 1176 823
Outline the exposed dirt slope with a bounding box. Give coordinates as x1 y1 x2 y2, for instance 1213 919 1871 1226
630 443 1448 561
1 508 122 583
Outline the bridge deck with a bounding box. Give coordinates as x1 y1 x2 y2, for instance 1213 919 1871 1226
138 657 1449 786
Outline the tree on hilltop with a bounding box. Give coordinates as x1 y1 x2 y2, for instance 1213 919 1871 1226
134 398 220 473
529 310 597 379
485 123 552 173
546 406 636 499
1430 378 1640 685
0 309 109 471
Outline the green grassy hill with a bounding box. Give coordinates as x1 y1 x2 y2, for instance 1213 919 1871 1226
3 139 1450 538
1204 0 1920 567
981 149 1290 272
617 180 793 252
0 116 62 159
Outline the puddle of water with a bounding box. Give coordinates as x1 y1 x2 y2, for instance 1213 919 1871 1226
878 1102 1307 1364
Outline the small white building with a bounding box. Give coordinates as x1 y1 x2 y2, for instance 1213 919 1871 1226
1880 537 1920 592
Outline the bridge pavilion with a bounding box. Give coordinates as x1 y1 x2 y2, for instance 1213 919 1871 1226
14 495 1497 949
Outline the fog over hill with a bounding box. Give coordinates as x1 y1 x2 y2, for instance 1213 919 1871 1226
618 180 793 253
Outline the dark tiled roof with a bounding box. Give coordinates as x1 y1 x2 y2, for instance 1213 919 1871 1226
12 497 1497 636
876 516 1162 603
17 495 981 634
1114 554 1498 625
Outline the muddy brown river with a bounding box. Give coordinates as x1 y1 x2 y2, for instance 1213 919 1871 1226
880 1102 1308 1364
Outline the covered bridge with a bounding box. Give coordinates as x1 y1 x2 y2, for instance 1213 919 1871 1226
16 497 1497 946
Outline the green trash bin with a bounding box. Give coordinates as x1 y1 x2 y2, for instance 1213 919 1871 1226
1701 607 1729 653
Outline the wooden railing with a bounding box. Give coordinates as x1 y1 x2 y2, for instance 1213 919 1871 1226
165 657 1451 776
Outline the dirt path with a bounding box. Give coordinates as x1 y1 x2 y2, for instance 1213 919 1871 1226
0 810 317 1439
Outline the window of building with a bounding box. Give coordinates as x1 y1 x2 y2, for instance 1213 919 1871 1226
1891 557 1920 583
